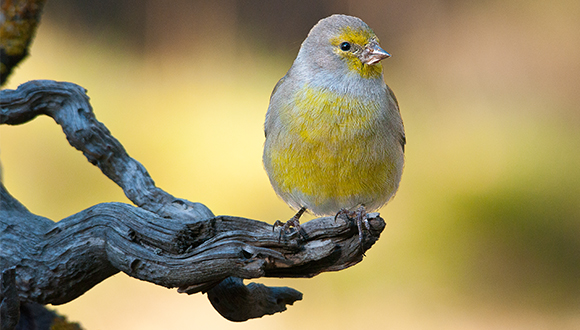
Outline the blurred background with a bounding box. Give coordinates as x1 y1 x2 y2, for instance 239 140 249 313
2 0 580 328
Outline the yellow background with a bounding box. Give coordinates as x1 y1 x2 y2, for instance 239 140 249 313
2 0 580 329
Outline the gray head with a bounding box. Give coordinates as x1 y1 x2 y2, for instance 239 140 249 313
293 14 390 80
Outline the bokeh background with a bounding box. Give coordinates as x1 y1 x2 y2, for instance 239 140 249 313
2 0 580 329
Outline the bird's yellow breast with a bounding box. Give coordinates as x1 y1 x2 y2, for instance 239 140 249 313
265 84 397 215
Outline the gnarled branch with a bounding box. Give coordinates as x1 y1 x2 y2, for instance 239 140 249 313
0 80 385 327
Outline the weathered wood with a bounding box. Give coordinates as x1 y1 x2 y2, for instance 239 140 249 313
0 80 385 327
1 269 19 330
207 277 303 322
0 80 212 221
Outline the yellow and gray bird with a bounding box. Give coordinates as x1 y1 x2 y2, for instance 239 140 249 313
263 14 405 243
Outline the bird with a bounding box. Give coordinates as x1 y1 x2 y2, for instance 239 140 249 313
263 14 405 246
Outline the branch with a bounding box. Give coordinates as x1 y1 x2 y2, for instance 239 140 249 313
0 80 386 325
207 277 303 322
1 269 19 330
0 80 212 220
0 0 47 86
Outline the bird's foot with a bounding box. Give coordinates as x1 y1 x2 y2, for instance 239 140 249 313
335 205 370 254
273 207 307 241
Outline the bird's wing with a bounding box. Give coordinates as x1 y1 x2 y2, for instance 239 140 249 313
386 85 406 152
270 75 287 100
264 75 288 138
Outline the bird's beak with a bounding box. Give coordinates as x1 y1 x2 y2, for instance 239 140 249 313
361 41 391 65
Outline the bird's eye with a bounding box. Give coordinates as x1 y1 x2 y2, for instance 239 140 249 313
339 42 351 51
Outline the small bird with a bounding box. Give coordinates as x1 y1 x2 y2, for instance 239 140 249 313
263 14 405 245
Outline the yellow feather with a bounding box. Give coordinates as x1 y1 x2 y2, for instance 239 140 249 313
330 27 383 79
266 84 397 214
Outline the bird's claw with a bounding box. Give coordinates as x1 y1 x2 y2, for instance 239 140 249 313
334 205 369 255
273 207 307 242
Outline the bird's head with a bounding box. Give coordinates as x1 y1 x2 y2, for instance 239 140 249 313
298 14 390 80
